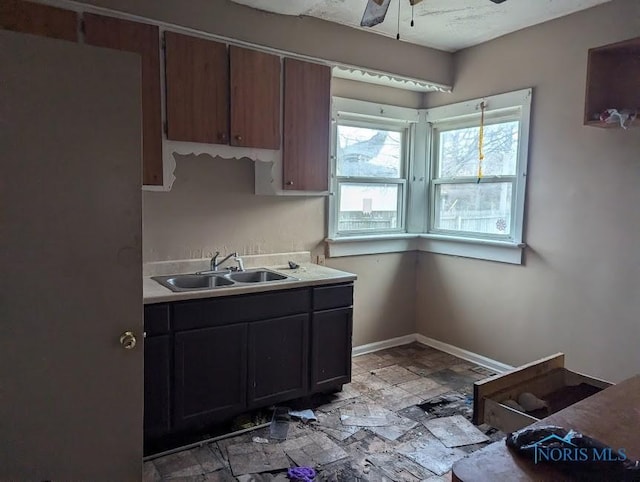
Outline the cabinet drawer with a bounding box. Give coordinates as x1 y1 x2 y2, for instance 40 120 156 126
473 353 613 433
173 288 310 331
312 283 353 311
144 303 170 336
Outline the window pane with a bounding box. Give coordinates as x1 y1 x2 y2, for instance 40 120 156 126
437 121 519 177
336 125 402 178
434 182 512 236
339 183 400 232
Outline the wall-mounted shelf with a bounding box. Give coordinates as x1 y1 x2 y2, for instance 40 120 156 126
584 37 639 128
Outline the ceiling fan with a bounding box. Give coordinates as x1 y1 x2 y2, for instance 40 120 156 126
360 0 508 28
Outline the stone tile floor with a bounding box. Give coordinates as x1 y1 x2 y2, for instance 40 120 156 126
144 343 504 481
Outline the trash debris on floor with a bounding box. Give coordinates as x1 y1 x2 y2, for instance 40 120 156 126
287 466 316 481
227 443 290 476
145 343 503 482
396 436 467 476
270 407 291 441
315 412 361 441
366 452 435 480
339 403 391 427
367 411 419 441
289 409 317 423
280 432 349 467
423 415 490 447
419 391 473 420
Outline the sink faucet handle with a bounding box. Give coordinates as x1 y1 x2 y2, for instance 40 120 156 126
210 251 221 270
234 254 245 272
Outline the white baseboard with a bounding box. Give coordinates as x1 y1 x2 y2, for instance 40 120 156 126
353 333 513 374
414 334 513 373
352 334 417 357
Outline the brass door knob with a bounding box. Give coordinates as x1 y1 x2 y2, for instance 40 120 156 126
235 135 243 141
286 181 294 186
120 331 137 350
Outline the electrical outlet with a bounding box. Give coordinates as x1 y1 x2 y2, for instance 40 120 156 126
316 255 326 266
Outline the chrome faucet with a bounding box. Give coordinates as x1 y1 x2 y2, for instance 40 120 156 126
210 251 244 271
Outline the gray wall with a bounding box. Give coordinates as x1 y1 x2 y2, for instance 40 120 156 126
419 0 640 382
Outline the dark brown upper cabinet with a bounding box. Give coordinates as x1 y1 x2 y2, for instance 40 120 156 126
84 14 163 186
230 46 281 149
0 0 78 42
283 58 331 191
165 32 229 144
165 35 281 150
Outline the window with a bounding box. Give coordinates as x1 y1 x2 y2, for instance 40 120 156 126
328 89 531 264
335 123 407 234
430 115 521 240
330 98 418 238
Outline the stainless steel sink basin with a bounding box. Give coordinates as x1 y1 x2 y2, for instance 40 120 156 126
152 274 234 292
227 270 288 283
152 268 298 292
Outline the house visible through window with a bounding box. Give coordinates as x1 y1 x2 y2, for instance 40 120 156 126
335 122 408 235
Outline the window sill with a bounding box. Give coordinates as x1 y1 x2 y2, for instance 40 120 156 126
326 234 525 264
326 234 418 257
417 234 524 264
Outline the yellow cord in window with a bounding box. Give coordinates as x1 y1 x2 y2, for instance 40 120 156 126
478 101 485 184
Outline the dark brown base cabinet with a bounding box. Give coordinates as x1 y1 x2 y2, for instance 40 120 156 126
143 282 353 454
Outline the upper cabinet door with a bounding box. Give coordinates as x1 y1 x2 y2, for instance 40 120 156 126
84 14 163 186
283 58 331 191
165 32 229 145
230 46 281 149
0 0 78 41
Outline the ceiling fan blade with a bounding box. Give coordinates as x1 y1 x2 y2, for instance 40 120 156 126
409 0 424 5
360 0 391 27
489 0 508 3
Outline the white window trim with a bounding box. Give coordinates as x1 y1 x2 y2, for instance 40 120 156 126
327 89 532 265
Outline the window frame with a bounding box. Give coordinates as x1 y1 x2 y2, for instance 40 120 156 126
425 89 532 248
428 114 522 242
329 98 420 239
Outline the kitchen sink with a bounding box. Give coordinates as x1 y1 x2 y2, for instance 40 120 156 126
154 274 234 292
152 268 298 292
227 270 288 283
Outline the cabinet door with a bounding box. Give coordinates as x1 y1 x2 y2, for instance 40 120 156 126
84 14 163 186
311 308 353 392
0 0 77 41
144 335 171 443
165 32 229 144
230 46 281 149
283 58 331 191
248 314 309 407
174 324 247 430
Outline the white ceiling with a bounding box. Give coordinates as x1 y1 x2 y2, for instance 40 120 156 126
229 0 611 52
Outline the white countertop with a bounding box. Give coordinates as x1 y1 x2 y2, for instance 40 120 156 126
143 263 357 304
